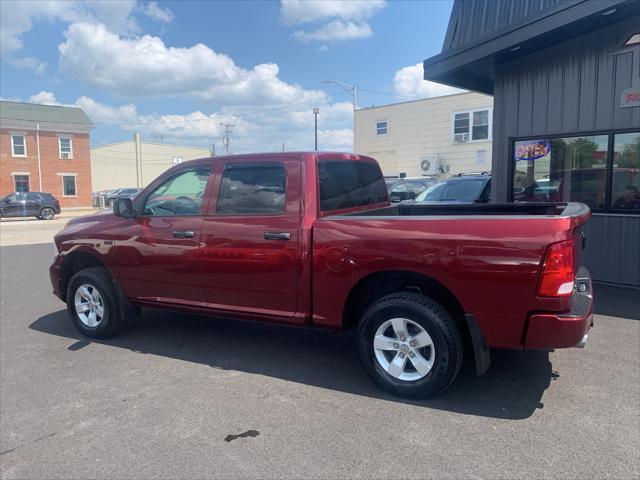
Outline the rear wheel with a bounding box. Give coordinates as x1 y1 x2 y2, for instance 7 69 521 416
66 267 129 338
39 207 55 220
358 292 463 399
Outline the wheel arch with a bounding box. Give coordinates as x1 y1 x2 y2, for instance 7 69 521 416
60 250 111 300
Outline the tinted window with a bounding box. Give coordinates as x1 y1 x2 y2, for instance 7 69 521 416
216 163 285 215
144 168 211 216
318 160 388 211
611 132 640 211
417 178 487 202
26 193 41 201
406 180 429 195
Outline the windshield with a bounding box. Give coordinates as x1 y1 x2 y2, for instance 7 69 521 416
415 178 487 202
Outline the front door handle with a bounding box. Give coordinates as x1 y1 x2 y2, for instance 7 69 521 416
173 230 195 239
264 232 291 241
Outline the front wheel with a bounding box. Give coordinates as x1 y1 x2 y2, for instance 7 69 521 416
66 267 128 338
358 292 463 399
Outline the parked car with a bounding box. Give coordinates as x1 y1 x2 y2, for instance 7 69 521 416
0 192 61 220
413 173 491 203
50 152 593 399
385 177 439 202
104 188 142 207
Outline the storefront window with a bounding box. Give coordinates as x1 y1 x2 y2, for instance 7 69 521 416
610 132 640 211
513 135 608 209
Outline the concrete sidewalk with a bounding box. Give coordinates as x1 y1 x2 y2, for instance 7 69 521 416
0 208 100 247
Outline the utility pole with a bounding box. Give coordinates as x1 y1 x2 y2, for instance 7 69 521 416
313 108 319 151
322 80 358 149
133 132 141 188
220 123 235 155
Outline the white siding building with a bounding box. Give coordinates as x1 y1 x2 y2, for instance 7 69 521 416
91 140 211 191
354 92 494 177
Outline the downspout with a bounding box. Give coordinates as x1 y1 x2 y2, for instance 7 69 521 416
36 123 43 191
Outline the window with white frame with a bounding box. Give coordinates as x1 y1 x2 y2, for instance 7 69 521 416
376 121 388 135
453 109 491 143
62 175 77 196
59 137 73 159
11 134 26 157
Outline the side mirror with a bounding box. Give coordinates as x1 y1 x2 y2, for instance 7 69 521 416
113 197 134 217
390 196 401 203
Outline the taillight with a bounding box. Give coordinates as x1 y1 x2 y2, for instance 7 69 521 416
537 240 575 297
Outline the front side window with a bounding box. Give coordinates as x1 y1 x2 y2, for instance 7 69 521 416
611 132 640 211
513 135 609 209
216 163 285 215
376 121 388 135
453 109 491 143
62 176 77 196
11 135 26 156
59 137 73 159
14 175 29 192
318 160 388 211
144 168 211 216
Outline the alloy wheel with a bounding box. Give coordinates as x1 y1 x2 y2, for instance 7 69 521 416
74 283 105 328
373 317 435 381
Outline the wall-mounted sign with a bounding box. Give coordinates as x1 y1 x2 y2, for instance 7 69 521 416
514 140 550 161
172 156 183 165
613 32 639 108
621 88 640 108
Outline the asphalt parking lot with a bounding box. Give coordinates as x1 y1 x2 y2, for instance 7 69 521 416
1 240 639 479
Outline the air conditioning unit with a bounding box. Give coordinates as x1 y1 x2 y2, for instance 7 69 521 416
454 133 469 143
420 154 439 175
61 152 71 159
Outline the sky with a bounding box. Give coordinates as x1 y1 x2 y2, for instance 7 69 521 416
0 0 460 153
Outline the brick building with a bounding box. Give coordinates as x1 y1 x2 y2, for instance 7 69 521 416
0 101 94 208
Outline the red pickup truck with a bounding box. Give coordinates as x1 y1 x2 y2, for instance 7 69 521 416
50 152 594 398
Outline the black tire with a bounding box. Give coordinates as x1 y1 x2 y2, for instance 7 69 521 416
66 267 128 338
357 292 463 399
39 207 55 220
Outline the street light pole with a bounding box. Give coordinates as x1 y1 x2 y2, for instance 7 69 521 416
322 80 358 149
313 107 319 151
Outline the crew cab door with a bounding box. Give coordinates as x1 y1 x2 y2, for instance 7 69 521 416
113 165 213 306
200 158 302 321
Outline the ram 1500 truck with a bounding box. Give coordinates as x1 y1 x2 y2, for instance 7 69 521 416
50 152 594 398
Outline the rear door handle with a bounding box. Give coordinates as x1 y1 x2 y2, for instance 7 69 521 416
173 230 195 239
264 232 291 240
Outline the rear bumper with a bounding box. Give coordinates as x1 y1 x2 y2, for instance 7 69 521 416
525 267 594 349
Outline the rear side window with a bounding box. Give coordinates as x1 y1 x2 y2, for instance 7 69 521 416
216 163 286 215
318 160 388 211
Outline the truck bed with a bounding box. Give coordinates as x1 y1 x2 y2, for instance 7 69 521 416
340 202 585 217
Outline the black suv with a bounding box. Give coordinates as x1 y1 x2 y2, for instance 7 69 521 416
0 192 61 220
385 177 439 202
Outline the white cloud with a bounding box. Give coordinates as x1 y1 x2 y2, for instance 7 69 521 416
6 56 47 74
282 0 386 44
22 91 353 153
393 63 466 99
140 1 173 23
293 20 372 43
28 90 60 104
281 0 386 25
0 0 138 55
58 22 327 106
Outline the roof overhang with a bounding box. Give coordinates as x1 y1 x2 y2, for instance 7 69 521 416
423 0 639 94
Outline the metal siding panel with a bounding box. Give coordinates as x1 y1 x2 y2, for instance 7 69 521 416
561 52 581 132
547 60 564 133
518 68 535 135
613 51 634 129
583 215 640 286
595 52 616 131
532 57 550 134
578 43 599 132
